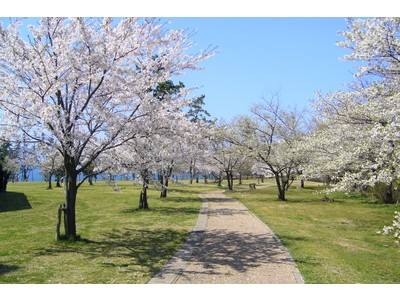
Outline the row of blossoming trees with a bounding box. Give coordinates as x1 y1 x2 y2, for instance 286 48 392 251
216 18 400 206
1 18 399 241
0 18 216 239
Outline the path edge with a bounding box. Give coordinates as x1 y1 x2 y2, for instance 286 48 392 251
243 204 305 284
147 194 208 284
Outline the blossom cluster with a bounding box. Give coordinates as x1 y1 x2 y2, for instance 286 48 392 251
377 211 400 244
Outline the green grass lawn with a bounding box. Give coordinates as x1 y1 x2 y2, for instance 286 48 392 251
1 178 399 284
0 180 215 284
230 180 400 283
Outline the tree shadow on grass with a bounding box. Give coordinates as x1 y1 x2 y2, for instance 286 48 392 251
34 228 189 277
121 207 200 215
0 264 21 275
160 196 204 203
0 192 31 213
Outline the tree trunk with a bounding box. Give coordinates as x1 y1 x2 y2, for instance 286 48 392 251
64 172 78 240
56 175 61 187
48 174 53 189
62 151 80 241
301 178 305 189
139 182 149 209
226 171 234 191
0 177 7 193
139 171 150 209
275 173 286 201
385 182 395 204
21 167 29 182
217 172 223 187
160 177 168 198
0 168 10 193
189 161 194 184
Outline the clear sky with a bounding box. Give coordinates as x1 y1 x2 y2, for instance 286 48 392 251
164 17 358 120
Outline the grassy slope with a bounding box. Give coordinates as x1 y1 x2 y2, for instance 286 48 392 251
0 180 215 284
230 180 400 283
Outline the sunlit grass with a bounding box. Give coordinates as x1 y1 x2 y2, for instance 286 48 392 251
230 180 400 283
0 180 207 283
2 178 399 283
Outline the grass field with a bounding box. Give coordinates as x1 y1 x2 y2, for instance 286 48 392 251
230 180 400 283
1 178 399 284
0 180 216 284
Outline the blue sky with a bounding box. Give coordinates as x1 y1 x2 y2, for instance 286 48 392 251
165 17 358 120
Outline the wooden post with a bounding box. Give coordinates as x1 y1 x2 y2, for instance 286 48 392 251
62 203 68 237
139 191 143 209
55 204 68 241
55 204 62 241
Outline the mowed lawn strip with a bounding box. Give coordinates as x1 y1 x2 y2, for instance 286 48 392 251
230 180 400 284
0 180 214 284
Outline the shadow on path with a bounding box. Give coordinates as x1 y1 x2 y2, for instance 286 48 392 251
180 229 296 277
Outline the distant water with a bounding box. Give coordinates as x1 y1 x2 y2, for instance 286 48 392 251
18 168 191 182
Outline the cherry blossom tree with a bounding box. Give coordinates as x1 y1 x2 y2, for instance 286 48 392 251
105 96 198 207
0 141 18 192
302 18 400 203
0 17 214 239
35 145 64 189
306 83 400 203
229 95 307 200
210 121 249 191
14 136 35 182
337 17 400 79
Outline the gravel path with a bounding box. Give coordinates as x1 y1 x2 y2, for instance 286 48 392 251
148 190 304 284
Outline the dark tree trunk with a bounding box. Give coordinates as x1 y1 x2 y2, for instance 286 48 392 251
139 173 150 209
239 174 242 185
139 183 149 209
217 172 223 187
88 176 93 185
226 171 234 191
275 173 286 201
64 172 78 240
385 182 395 204
160 177 169 198
301 178 305 189
160 163 173 198
62 153 80 240
47 174 53 189
0 177 8 193
56 175 61 187
21 167 29 182
0 168 10 193
189 160 194 184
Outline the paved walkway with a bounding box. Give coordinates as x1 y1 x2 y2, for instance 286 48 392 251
148 190 304 284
